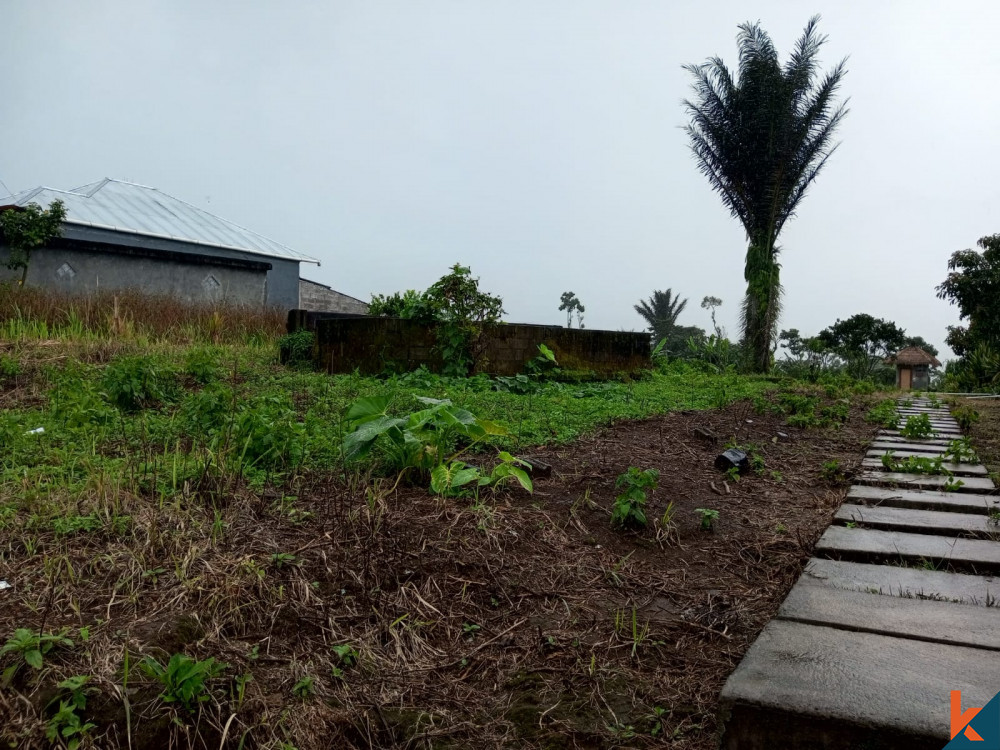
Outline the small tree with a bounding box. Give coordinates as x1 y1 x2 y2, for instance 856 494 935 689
558 291 585 329
700 295 724 338
818 314 906 379
936 235 1000 356
0 200 67 288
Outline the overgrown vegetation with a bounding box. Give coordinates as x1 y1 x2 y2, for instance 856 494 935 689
0 288 891 748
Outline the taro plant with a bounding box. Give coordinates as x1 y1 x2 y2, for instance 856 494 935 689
611 467 659 530
1 628 74 685
343 395 520 495
141 653 228 714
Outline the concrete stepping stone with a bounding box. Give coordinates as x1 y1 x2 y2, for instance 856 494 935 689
870 440 952 453
847 484 998 514
718 620 999 749
879 428 963 438
856 471 995 492
803 557 999 605
778 575 1000 650
860 457 988 476
865 447 972 461
834 503 996 537
815 526 1000 570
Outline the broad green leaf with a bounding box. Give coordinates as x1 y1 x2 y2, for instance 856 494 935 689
508 466 533 493
24 649 43 669
476 419 509 436
344 395 391 424
429 464 450 495
342 416 406 460
451 466 481 488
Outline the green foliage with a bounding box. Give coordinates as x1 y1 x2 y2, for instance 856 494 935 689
684 17 847 372
1 628 74 684
900 414 934 439
0 353 21 379
881 452 952 476
611 467 659 530
45 675 96 750
0 199 67 285
866 399 900 429
102 356 180 411
943 436 978 463
141 653 228 713
291 675 316 699
954 406 981 432
184 347 223 384
818 314 907 380
278 330 317 369
944 477 965 492
694 508 719 531
820 459 843 482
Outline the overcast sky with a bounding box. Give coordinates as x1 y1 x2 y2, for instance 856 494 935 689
3 1 998 359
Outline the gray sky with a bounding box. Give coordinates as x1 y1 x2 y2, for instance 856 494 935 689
4 1 999 359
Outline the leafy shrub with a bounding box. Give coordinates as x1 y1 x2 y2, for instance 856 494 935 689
342 395 505 473
184 347 223 384
178 383 234 437
46 675 96 750
820 459 843 482
900 414 934 439
102 356 180 411
1 628 74 684
865 399 899 428
279 330 317 369
141 653 228 714
232 394 306 471
0 354 20 379
954 406 981 432
611 467 659 530
694 508 719 531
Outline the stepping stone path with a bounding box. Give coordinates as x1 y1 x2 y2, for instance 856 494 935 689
718 398 1000 749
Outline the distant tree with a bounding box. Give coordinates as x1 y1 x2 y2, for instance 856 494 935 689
634 289 688 344
0 199 67 288
903 336 939 358
684 16 848 372
700 295 724 338
936 234 1000 356
559 291 585 329
818 314 907 379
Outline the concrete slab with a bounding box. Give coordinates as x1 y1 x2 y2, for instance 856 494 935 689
879 428 964 438
718 620 999 750
860 457 989 476
778 576 1000 650
803 557 1000 605
835 503 995 536
865 447 969 461
856 471 995 493
870 440 951 453
815 526 1000 570
896 409 953 416
847 484 998 514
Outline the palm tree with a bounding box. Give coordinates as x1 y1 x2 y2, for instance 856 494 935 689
634 289 688 343
684 16 848 372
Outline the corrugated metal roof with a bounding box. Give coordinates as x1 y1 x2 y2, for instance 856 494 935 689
0 178 319 264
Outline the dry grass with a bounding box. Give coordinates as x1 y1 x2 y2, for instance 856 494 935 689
0 283 285 344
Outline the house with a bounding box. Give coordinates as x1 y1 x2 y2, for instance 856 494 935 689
884 346 941 390
0 178 364 312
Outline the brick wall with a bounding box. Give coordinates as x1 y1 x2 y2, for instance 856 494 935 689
287 312 650 376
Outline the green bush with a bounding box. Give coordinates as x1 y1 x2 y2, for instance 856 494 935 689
102 356 180 411
278 330 317 369
611 467 659 530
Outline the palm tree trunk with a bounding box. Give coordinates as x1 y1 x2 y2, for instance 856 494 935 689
740 238 782 373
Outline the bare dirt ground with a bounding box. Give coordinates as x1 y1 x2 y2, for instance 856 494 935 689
1 395 880 749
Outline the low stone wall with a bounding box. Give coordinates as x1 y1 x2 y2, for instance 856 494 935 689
286 311 650 376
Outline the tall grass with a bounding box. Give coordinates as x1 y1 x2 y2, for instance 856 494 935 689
0 283 285 344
